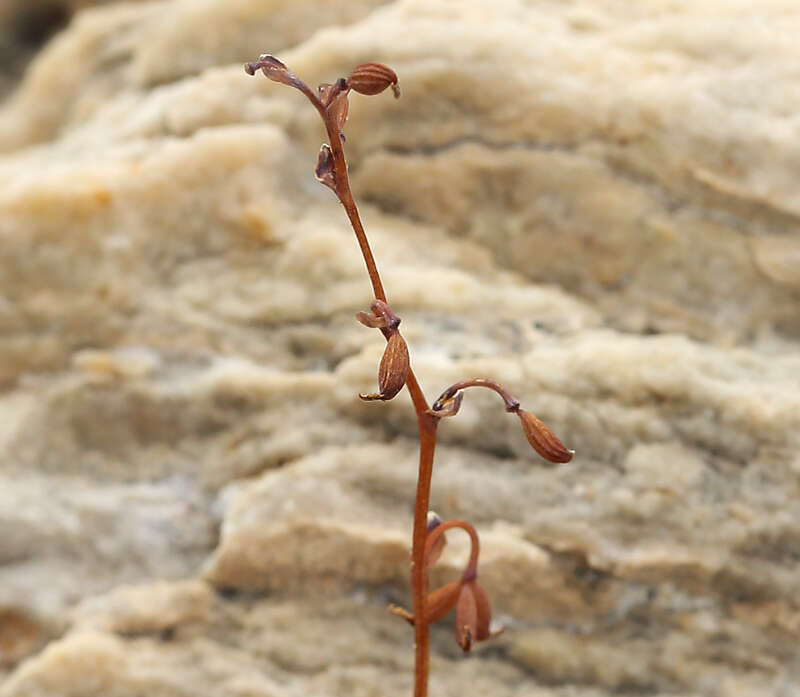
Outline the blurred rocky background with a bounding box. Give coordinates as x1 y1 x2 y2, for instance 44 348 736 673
1 1 799 696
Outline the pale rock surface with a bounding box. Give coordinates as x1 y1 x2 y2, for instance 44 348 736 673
0 1 799 696
0 0 157 101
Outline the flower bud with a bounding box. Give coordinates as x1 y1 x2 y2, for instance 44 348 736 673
430 391 463 419
355 311 387 329
517 409 574 463
426 510 443 531
359 331 409 401
244 54 299 88
347 62 400 98
327 89 349 136
425 511 446 568
317 82 336 107
355 300 400 330
315 144 335 191
371 299 400 329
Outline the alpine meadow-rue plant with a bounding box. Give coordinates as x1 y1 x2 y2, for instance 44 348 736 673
244 54 574 697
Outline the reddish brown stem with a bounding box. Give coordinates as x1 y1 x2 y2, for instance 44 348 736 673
244 58 562 696
410 410 437 697
433 378 521 413
313 77 434 697
424 519 480 582
322 106 387 303
331 156 434 696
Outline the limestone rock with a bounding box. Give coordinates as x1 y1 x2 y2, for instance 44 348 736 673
1 0 799 696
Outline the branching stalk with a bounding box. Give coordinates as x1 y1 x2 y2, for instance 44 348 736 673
245 54 573 697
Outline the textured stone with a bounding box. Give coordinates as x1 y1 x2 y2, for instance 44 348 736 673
1 0 799 696
0 1 155 102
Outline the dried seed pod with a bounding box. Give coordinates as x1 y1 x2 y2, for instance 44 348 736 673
347 62 400 98
377 332 409 397
359 331 409 401
455 582 478 652
517 409 574 463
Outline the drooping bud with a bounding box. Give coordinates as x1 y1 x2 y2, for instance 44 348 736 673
517 409 574 463
359 331 409 401
455 582 478 652
315 144 336 191
346 62 400 98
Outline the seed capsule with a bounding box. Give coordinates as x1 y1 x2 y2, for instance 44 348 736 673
386 581 461 627
347 62 400 98
359 331 409 401
426 581 461 624
517 409 574 463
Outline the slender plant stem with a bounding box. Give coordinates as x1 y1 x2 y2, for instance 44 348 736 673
410 411 437 697
247 57 572 696
245 57 549 697
324 111 436 697
323 118 386 303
